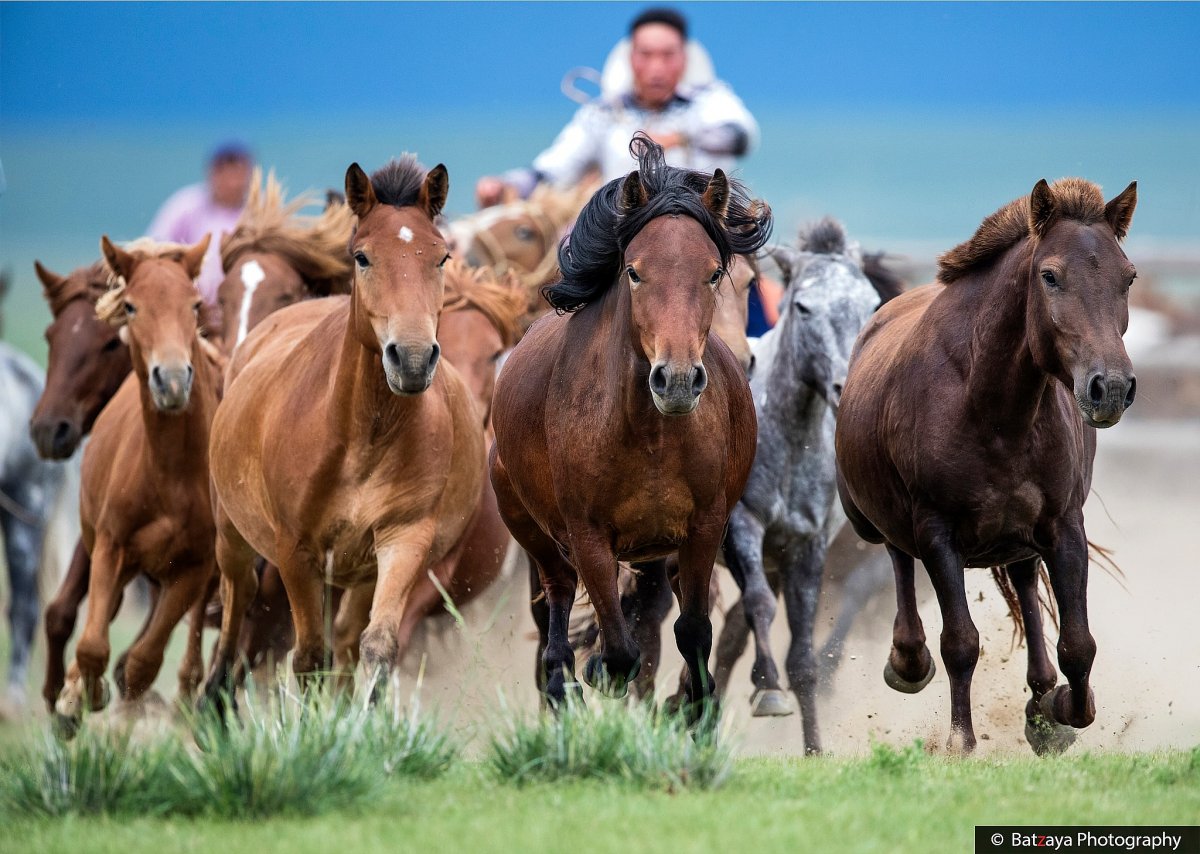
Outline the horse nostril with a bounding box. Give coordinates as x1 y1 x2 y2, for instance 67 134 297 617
384 342 401 369
1124 376 1137 408
53 421 72 442
833 381 845 398
649 364 669 396
747 354 757 375
185 364 194 383
151 365 164 389
1088 375 1105 407
691 365 708 397
427 342 441 372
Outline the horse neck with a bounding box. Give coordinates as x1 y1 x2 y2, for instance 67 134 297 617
136 338 217 476
762 304 825 419
954 242 1054 429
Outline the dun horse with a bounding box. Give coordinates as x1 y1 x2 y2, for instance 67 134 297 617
55 237 220 734
201 157 484 711
489 137 771 716
836 178 1139 754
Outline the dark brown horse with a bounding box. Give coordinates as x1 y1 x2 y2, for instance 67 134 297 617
54 237 220 734
836 178 1138 754
489 137 771 716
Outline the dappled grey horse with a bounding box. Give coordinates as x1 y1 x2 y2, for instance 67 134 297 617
718 219 880 754
1 342 68 712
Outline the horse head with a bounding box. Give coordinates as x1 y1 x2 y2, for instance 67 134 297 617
1024 179 1138 427
345 157 450 396
99 235 210 413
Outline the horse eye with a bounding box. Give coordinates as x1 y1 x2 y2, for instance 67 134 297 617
1041 270 1058 288
193 301 202 315
626 266 641 284
354 252 370 268
514 226 536 241
709 269 724 286
489 350 503 364
794 301 812 315
123 301 136 316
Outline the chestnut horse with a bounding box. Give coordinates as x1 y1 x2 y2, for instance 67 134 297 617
490 137 771 717
201 157 484 711
836 178 1138 754
54 236 220 734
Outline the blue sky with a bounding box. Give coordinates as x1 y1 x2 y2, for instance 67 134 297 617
4 2 1198 125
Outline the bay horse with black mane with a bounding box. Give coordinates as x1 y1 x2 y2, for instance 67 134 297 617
202 156 484 712
836 178 1138 754
489 136 771 717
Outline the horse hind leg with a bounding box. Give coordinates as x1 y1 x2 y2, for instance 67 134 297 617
722 508 790 717
625 558 675 702
883 544 937 693
199 522 260 719
2 506 42 713
1006 558 1074 755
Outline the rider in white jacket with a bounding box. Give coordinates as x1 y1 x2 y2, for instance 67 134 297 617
476 8 759 206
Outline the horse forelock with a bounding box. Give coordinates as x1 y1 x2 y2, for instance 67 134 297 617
369 154 428 210
938 178 1109 284
544 137 772 313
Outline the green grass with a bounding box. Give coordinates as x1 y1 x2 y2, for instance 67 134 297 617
2 739 1197 854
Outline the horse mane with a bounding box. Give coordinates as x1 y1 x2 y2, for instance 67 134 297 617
799 217 847 256
97 239 212 332
370 155 428 209
527 179 597 229
442 258 525 349
44 262 110 316
544 135 773 312
220 169 355 296
937 178 1109 284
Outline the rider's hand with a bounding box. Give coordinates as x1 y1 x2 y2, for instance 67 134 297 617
476 176 508 209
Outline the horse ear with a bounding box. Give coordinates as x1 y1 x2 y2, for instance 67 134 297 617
620 170 648 213
767 246 802 285
182 233 212 281
419 164 450 219
702 169 731 222
1028 179 1056 238
34 260 65 292
100 235 137 283
1104 181 1137 241
345 162 377 219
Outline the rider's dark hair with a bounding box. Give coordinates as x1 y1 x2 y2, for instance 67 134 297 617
629 7 688 41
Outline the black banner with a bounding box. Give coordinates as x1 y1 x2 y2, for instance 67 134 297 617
976 827 1200 854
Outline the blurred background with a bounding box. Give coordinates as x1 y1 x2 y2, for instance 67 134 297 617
3 1 1199 363
2 3 1198 748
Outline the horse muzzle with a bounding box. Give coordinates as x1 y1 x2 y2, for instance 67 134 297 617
383 340 440 395
649 361 707 416
149 363 194 412
1075 369 1136 428
29 416 82 460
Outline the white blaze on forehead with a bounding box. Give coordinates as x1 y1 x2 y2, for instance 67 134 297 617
398 226 414 243
235 259 266 346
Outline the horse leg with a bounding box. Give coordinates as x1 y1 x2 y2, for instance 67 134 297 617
1040 524 1097 731
818 548 891 689
883 544 936 692
174 570 217 705
672 516 724 724
781 536 826 755
1007 558 1073 755
42 540 90 712
119 564 213 701
200 521 259 718
234 560 294 690
113 578 160 694
2 505 43 711
918 535 979 754
711 598 751 699
332 582 373 691
626 558 675 701
55 539 127 735
723 507 789 717
571 528 639 698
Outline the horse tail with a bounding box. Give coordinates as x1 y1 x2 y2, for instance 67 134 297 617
37 452 80 600
992 542 1121 649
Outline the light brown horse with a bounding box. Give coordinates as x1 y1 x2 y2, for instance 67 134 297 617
201 157 485 712
836 178 1138 754
54 236 220 734
490 137 771 717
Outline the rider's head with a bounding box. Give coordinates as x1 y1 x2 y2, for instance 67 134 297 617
629 8 688 110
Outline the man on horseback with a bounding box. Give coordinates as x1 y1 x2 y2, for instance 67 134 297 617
475 8 759 207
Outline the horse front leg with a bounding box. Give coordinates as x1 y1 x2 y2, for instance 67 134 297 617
781 535 827 755
673 514 725 724
43 540 91 713
723 507 789 717
883 543 937 693
571 528 639 699
199 520 259 720
1041 523 1097 732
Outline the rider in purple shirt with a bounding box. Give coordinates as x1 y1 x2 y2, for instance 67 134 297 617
147 142 254 308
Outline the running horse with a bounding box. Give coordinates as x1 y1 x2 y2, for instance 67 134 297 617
490 137 771 717
836 178 1139 754
54 236 221 735
201 157 484 711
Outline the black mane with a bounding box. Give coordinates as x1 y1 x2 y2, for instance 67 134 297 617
543 136 773 312
370 155 426 208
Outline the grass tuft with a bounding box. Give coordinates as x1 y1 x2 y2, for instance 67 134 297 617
486 695 734 791
865 738 927 775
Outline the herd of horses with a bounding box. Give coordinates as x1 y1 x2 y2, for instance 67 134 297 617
0 133 1140 757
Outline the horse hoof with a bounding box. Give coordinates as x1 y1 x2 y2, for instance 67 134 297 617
883 657 936 694
582 655 640 699
750 688 794 718
1025 714 1077 756
52 712 80 741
